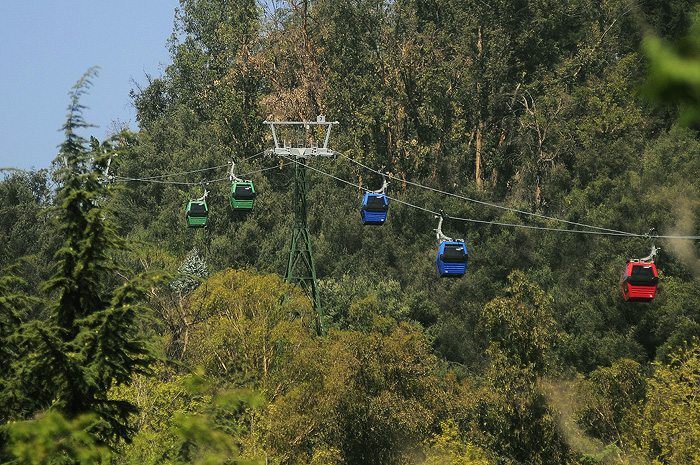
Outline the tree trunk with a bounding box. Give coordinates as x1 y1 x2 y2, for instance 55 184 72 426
475 26 484 192
476 120 484 192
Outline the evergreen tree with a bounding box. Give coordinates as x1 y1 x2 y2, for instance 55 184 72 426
1 68 165 452
0 263 35 432
171 247 209 295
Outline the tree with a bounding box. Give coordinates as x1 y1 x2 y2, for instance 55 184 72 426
0 169 52 270
266 324 445 465
422 421 493 465
573 358 646 451
167 0 264 154
183 268 314 385
642 7 700 127
1 69 165 448
0 262 35 435
6 412 111 465
477 271 569 464
171 247 209 296
480 270 557 373
259 0 328 120
154 372 265 465
633 340 700 464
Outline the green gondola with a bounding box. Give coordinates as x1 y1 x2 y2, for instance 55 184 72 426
186 200 208 227
230 181 256 211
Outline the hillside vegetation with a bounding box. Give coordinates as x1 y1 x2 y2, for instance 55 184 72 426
2 1 700 464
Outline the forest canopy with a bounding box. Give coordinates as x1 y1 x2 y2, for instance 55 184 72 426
2 1 700 464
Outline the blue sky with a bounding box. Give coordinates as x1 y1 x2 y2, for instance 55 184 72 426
0 1 180 171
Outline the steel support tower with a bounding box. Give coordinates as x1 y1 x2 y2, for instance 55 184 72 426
265 118 338 336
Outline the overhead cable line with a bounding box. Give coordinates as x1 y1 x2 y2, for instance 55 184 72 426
111 152 282 186
101 150 699 241
118 163 231 181
285 155 700 240
111 151 268 182
333 151 639 237
112 175 230 186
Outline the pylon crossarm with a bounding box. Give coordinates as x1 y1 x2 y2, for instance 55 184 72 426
264 118 339 158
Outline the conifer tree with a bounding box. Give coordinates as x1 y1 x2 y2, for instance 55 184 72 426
171 247 209 296
1 68 165 452
0 263 34 426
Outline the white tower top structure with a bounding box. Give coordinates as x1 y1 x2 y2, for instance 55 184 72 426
264 116 339 158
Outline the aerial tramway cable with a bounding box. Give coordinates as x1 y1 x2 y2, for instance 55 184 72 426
112 161 282 186
111 151 269 185
105 144 700 289
281 154 700 240
108 150 700 241
333 151 640 237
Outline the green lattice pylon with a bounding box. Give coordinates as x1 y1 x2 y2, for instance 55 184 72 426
285 158 326 336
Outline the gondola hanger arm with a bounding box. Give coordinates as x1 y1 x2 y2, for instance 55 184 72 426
435 210 453 243
197 185 209 202
368 167 390 195
229 160 243 183
641 230 660 262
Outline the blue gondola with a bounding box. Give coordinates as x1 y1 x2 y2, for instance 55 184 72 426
361 174 390 225
436 240 468 277
434 212 467 277
361 193 389 225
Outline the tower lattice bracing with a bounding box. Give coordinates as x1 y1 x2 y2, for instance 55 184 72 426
265 118 338 335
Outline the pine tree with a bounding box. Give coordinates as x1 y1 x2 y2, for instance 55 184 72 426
1 68 165 452
0 262 35 425
171 247 209 296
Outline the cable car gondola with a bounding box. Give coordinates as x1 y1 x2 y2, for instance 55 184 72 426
186 188 209 228
230 182 256 211
621 262 659 302
621 242 659 302
437 240 468 277
361 174 389 225
186 200 208 228
435 213 468 277
229 161 256 211
361 193 389 225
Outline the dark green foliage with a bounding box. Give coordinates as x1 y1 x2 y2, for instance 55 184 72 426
6 412 111 464
5 0 700 463
642 7 700 127
0 263 36 437
0 170 51 264
0 170 56 296
1 69 166 453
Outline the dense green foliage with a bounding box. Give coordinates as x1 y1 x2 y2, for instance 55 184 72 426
2 1 700 464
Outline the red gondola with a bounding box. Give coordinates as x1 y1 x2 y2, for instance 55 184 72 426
621 243 660 302
621 261 659 302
